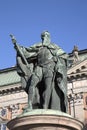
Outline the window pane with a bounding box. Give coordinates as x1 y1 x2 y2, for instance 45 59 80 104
1 124 6 130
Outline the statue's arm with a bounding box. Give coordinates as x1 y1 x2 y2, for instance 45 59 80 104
25 46 39 52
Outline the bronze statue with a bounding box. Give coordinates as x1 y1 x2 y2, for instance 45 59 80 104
10 31 68 112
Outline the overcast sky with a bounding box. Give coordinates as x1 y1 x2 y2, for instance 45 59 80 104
0 0 87 69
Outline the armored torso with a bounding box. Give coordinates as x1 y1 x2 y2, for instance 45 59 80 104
37 46 53 65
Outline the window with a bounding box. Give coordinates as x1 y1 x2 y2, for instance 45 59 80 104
1 124 6 130
1 109 7 116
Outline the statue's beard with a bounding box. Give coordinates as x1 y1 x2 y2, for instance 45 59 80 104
42 37 51 45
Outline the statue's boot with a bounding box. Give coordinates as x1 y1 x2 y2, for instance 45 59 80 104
43 104 48 109
21 101 33 114
28 100 33 110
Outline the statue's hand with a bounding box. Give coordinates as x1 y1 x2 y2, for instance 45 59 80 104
10 34 17 44
52 56 57 62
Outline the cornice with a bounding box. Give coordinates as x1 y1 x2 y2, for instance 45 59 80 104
0 86 23 96
68 48 87 57
67 71 87 81
67 59 87 75
0 66 16 73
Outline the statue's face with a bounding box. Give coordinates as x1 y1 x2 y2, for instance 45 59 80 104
41 31 50 40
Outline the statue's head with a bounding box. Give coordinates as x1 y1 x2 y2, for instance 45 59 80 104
41 31 50 39
41 31 51 43
73 45 78 51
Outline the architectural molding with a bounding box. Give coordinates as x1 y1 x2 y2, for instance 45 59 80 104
0 86 23 96
68 58 87 75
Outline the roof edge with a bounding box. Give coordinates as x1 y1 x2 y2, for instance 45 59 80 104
0 66 16 73
68 48 87 57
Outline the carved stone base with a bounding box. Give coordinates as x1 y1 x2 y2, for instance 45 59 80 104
7 109 83 130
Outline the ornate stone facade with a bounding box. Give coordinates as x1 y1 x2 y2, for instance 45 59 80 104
67 48 87 129
0 67 28 130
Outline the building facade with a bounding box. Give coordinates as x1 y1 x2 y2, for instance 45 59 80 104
0 48 87 129
0 67 28 130
67 48 87 127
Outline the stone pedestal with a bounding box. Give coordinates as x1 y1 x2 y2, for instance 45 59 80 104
7 109 83 130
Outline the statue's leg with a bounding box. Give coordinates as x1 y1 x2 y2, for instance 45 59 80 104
43 68 53 109
28 74 40 109
28 66 42 109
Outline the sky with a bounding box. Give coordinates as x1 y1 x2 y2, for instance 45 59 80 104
0 0 87 69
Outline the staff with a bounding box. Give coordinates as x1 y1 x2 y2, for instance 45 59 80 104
10 34 28 66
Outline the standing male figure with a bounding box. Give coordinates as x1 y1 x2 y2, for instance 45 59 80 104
27 31 56 109
10 31 68 112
